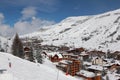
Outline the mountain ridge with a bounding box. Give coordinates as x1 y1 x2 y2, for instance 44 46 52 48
22 8 120 52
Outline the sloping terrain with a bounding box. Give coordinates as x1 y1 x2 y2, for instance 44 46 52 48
22 9 120 52
0 52 80 80
0 36 11 52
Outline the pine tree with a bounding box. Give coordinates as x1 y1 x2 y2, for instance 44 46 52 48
28 47 34 62
35 50 43 64
12 33 24 58
0 48 5 52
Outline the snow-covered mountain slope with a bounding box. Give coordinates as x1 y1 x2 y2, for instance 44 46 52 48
0 36 12 52
22 9 120 52
0 52 81 80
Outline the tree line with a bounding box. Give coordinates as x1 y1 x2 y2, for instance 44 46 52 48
11 33 43 63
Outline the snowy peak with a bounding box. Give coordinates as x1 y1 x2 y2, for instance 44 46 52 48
22 9 120 51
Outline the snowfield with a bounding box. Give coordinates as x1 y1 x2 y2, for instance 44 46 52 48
0 36 12 53
0 52 81 80
22 9 120 52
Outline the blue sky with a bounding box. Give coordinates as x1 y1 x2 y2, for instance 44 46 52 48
0 0 120 25
0 0 120 36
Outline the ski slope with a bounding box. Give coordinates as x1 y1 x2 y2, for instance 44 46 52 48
0 73 15 80
0 52 81 80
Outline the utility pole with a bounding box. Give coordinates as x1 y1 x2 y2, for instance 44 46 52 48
56 69 59 80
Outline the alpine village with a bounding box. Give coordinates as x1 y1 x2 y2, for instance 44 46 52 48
0 5 120 80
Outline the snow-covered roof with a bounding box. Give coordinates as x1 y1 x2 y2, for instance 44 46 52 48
58 64 67 67
115 60 120 65
87 65 106 71
107 71 120 80
60 60 73 64
103 59 114 63
24 51 31 53
92 57 102 60
47 52 63 58
83 61 92 65
79 52 88 56
62 53 74 56
76 70 95 77
103 63 115 67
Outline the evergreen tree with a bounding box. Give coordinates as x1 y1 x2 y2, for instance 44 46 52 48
0 48 5 52
28 47 34 62
12 33 24 58
35 50 43 64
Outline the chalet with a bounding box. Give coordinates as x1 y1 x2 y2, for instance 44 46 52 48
100 59 115 69
24 46 32 60
45 52 63 62
50 54 62 62
92 57 107 66
107 60 120 72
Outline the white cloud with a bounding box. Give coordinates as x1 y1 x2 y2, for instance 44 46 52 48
0 13 12 36
0 7 55 37
13 7 55 35
0 24 13 37
14 17 55 35
21 7 37 20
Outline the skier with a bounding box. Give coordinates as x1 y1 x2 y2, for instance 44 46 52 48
8 58 12 68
